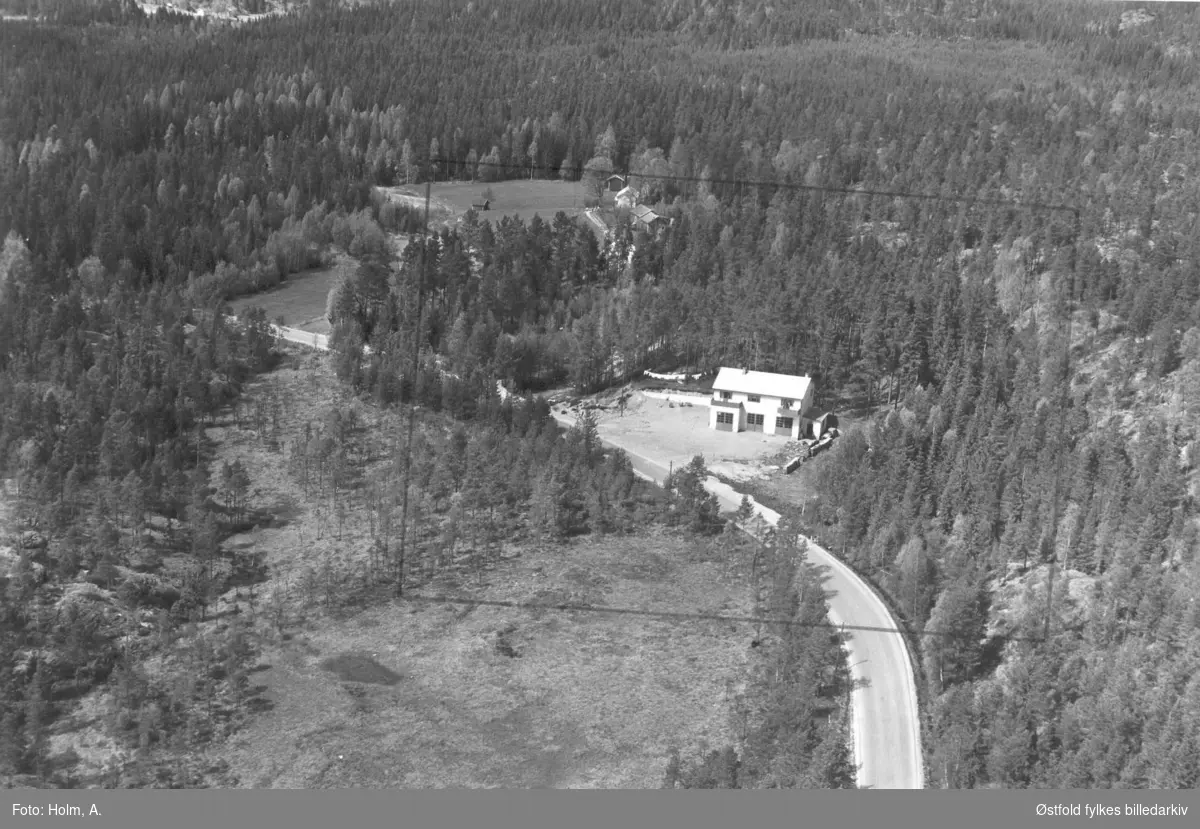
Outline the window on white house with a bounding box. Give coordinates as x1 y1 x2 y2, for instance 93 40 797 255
747 413 764 426
720 391 732 400
717 411 734 425
782 399 793 409
776 417 794 430
747 395 760 403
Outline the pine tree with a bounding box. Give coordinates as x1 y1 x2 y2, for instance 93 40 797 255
924 570 989 693
802 724 857 788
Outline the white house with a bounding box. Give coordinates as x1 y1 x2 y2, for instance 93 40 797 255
708 367 815 439
614 185 638 210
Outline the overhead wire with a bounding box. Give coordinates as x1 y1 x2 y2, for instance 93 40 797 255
402 592 1052 644
386 154 1084 642
428 156 1081 219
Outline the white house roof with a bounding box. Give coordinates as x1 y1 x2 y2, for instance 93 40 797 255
712 367 811 402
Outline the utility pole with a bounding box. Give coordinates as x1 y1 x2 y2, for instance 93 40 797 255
1043 209 1080 644
395 176 432 597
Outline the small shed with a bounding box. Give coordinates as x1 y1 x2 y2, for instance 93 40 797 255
814 411 838 438
606 174 626 192
470 199 490 211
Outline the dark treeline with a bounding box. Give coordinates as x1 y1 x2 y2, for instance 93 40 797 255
663 509 856 789
3 0 1200 789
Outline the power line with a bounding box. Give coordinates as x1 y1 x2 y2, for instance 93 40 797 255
402 592 1049 643
391 155 1084 642
427 156 1081 218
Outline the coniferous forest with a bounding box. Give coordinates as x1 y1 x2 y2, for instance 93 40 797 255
2 0 1200 789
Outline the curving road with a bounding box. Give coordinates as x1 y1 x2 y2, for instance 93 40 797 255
238 319 922 788
551 408 924 789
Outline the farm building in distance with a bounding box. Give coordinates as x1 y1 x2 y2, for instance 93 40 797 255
709 367 815 439
606 174 626 192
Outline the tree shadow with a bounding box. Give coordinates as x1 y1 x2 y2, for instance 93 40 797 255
260 493 304 528
223 548 270 592
245 692 275 715
977 634 1007 678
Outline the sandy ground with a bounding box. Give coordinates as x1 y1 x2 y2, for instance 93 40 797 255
584 392 789 483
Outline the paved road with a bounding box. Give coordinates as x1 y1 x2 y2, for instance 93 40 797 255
551 407 924 789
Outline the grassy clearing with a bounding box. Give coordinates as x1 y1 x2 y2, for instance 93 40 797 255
228 251 360 334
218 532 754 788
228 235 411 333
750 459 821 516
382 179 591 228
201 347 757 789
202 350 372 603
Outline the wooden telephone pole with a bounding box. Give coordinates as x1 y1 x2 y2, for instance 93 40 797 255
1043 209 1081 644
395 177 432 597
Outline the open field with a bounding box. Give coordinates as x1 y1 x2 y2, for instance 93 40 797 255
217 534 753 788
227 253 358 335
227 235 410 333
135 2 285 23
203 350 755 788
381 179 592 229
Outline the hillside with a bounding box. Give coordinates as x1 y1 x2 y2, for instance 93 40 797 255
3 0 1200 790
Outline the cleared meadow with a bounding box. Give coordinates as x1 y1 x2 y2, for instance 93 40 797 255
208 353 757 788
227 238 407 334
381 179 592 228
227 261 350 335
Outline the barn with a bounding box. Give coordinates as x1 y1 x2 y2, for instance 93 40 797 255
631 204 664 229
